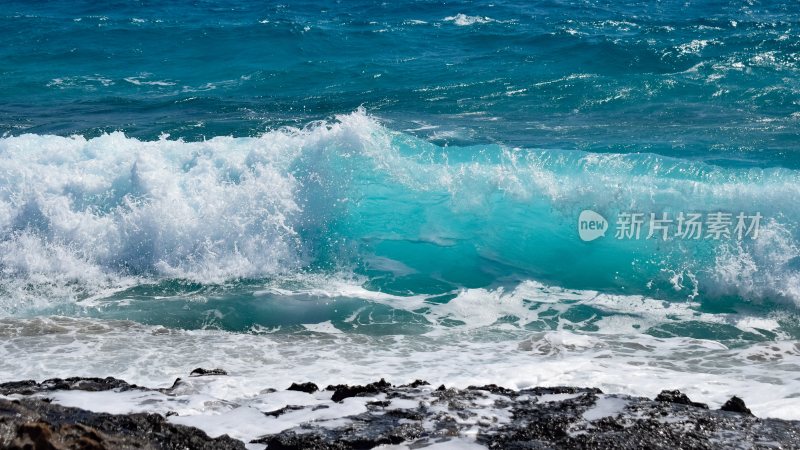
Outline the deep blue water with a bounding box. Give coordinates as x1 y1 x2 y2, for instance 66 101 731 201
1 0 799 338
3 0 799 166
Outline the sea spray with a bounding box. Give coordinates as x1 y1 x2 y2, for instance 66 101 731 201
1 111 799 316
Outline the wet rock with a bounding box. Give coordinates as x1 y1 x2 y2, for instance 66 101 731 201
720 396 753 415
189 367 228 377
327 378 392 402
287 382 319 394
0 397 244 449
252 412 424 449
253 383 800 450
1 376 796 450
366 400 391 408
655 389 709 409
401 379 429 388
467 384 517 396
165 377 183 391
0 377 139 396
521 386 603 396
253 431 329 450
264 405 307 417
0 380 37 396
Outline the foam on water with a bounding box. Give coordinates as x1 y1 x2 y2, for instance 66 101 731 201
2 109 800 316
1 1 799 443
0 110 799 440
1 277 798 413
1 313 798 448
443 14 500 26
0 111 376 312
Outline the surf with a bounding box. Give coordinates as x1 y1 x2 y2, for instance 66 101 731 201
0 109 799 319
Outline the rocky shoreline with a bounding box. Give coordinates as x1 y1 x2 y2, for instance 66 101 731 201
1 372 799 449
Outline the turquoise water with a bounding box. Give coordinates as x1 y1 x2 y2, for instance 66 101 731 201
1 1 799 343
3 2 800 428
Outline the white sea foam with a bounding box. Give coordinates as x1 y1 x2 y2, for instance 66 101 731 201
0 110 385 312
124 76 176 86
0 313 798 448
46 75 114 89
582 395 628 421
2 109 800 312
443 14 498 26
676 39 715 56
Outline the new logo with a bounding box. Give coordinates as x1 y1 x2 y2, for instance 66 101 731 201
578 210 607 242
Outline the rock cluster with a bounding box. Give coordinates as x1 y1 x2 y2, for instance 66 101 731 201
1 375 798 450
0 397 244 450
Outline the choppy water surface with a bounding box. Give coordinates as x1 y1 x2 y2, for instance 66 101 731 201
1 1 799 444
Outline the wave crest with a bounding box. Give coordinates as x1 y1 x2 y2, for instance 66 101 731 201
1 109 800 313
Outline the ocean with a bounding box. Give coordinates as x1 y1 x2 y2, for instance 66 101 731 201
1 0 799 446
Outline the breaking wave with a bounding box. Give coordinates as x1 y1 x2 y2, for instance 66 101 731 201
1 109 800 315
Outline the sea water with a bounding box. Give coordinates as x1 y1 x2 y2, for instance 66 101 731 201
1 0 799 445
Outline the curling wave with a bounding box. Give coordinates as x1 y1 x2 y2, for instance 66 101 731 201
1 109 800 315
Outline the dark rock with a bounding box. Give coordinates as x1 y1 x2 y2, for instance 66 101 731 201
720 396 753 415
0 397 244 449
165 377 183 391
401 379 430 388
0 377 139 396
253 383 800 450
2 375 796 450
366 400 391 408
467 384 517 396
287 382 319 394
264 405 306 417
0 380 37 396
328 378 392 402
189 367 228 377
385 408 425 421
253 431 330 450
655 389 709 409
252 412 424 449
520 386 603 396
